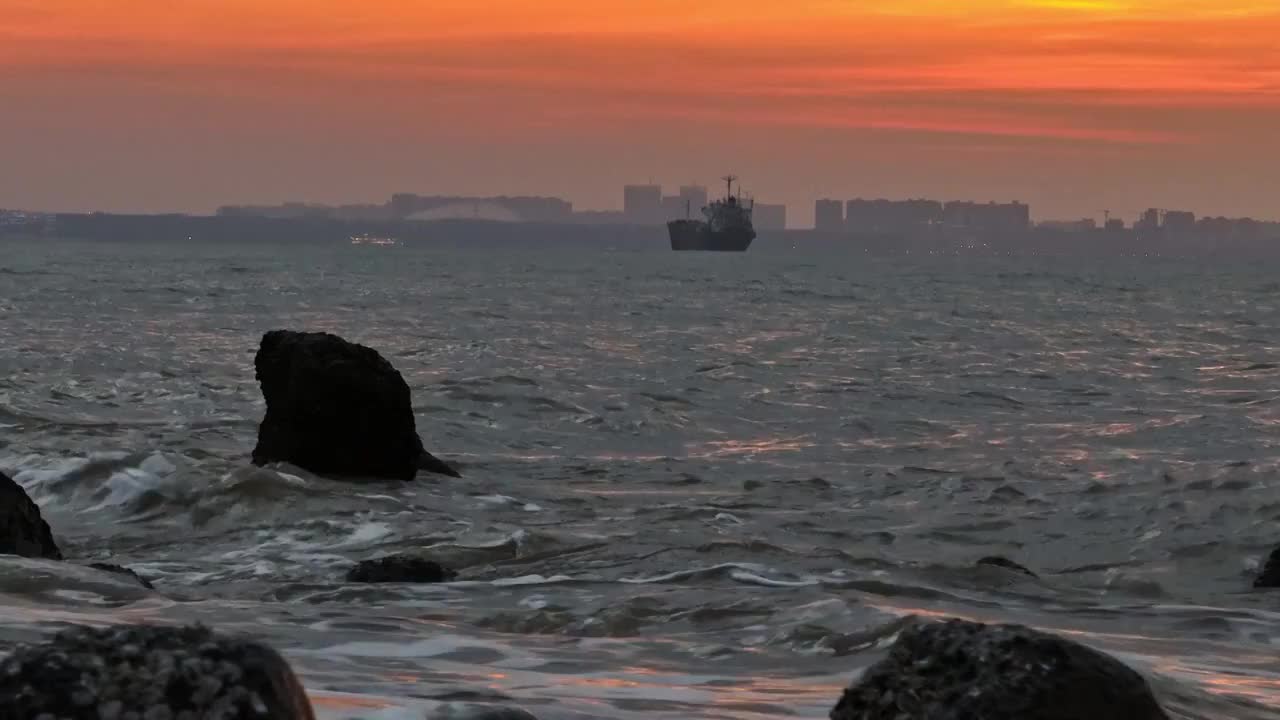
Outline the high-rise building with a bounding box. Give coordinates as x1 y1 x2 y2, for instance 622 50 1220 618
753 203 787 231
1038 219 1097 232
846 198 942 231
1162 210 1196 234
814 199 844 232
1135 208 1160 231
623 184 663 225
943 201 1030 232
679 185 708 212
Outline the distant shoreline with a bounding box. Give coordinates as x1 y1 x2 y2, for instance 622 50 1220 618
3 213 1280 258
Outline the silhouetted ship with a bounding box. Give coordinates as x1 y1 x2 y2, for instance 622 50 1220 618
668 175 756 252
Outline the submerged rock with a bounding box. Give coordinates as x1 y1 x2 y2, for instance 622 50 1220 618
251 329 459 481
830 618 1169 720
976 555 1039 578
0 469 62 560
429 704 539 720
88 562 155 589
1254 546 1280 588
0 624 315 719
347 554 457 583
0 557 154 602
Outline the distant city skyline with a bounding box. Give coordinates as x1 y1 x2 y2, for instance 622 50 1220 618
3 3 1278 224
5 173 1275 231
6 172 1278 230
208 187 1278 234
11 189 1277 255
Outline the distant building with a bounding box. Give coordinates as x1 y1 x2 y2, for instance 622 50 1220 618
510 197 573 223
1105 219 1126 231
570 210 628 225
1135 208 1161 231
389 194 430 218
1162 210 1196 234
623 184 663 225
943 201 1030 232
1198 215 1268 241
753 203 787 231
332 204 394 221
217 202 331 219
1038 219 1097 233
679 185 708 212
382 194 571 223
814 199 844 232
846 198 942 231
408 202 522 222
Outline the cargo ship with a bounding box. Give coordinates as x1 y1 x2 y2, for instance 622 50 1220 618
668 175 756 252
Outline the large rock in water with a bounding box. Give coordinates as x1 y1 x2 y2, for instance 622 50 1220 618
1254 545 1280 588
0 470 61 560
88 562 155 589
251 330 459 480
0 624 315 719
347 554 457 583
830 618 1169 720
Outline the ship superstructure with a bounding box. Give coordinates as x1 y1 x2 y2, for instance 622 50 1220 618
668 175 756 252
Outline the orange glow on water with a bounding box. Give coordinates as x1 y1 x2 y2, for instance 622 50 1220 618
306 693 393 710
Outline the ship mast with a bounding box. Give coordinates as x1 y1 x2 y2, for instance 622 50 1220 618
722 175 737 200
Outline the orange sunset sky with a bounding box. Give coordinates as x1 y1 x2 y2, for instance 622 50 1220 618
2 1 1278 224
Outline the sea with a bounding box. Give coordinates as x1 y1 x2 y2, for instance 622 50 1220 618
1 233 1279 719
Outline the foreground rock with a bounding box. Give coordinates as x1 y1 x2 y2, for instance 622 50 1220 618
429 704 539 720
347 554 457 583
251 329 459 481
830 618 1168 720
1255 545 1280 588
0 624 315 719
0 470 62 560
976 555 1038 578
88 562 155 589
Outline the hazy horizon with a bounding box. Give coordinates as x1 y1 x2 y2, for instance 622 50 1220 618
3 1 1278 226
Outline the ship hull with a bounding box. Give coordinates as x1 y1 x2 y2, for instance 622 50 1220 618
667 220 754 252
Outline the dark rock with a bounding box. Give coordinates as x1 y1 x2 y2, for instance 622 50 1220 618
88 562 156 589
976 555 1039 578
0 624 315 719
1254 545 1280 588
0 470 61 560
251 330 459 481
830 618 1169 720
428 704 539 720
347 554 458 584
